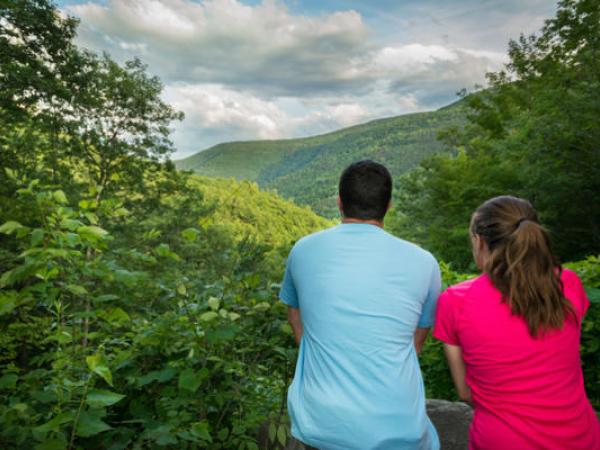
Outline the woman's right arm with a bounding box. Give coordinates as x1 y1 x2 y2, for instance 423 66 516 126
443 343 472 404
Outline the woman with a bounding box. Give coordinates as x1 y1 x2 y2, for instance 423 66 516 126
433 195 600 449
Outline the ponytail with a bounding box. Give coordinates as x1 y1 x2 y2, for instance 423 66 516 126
472 196 574 337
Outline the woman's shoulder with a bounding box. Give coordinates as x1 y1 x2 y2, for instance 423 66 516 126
560 268 590 317
560 267 582 285
441 274 488 303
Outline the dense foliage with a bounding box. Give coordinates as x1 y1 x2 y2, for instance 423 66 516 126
175 105 465 217
388 0 600 270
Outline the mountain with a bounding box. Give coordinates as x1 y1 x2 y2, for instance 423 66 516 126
175 100 465 217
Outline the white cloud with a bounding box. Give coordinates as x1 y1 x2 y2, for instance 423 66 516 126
327 103 369 127
162 83 287 152
61 0 548 156
374 44 459 75
69 0 370 94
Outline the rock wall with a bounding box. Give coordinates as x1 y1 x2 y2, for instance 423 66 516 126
265 400 473 450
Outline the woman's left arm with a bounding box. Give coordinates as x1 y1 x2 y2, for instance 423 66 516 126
443 343 472 404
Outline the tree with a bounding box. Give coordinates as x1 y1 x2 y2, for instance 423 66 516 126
392 0 600 268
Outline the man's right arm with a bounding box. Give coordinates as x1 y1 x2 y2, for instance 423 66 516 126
280 248 301 344
287 307 303 345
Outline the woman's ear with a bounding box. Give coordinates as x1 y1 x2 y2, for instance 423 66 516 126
472 233 489 270
473 234 485 252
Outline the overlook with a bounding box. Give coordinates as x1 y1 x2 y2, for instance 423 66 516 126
0 0 598 449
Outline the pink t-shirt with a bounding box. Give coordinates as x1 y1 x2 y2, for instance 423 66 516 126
433 269 600 450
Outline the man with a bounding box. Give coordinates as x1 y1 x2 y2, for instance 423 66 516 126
280 160 441 450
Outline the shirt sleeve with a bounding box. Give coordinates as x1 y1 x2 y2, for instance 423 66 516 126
565 269 591 319
279 250 299 308
432 289 460 345
417 258 442 328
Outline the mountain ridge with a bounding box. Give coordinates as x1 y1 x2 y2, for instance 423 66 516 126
175 99 466 217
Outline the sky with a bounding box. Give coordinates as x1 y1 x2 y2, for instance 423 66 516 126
57 0 558 158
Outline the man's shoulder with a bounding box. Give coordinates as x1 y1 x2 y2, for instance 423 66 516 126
290 225 339 253
383 231 438 265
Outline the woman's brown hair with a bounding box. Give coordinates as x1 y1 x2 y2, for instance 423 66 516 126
471 195 574 337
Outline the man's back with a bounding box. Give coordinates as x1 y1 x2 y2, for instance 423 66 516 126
280 223 441 450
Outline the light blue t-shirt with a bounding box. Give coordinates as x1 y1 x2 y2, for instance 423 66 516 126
280 223 441 450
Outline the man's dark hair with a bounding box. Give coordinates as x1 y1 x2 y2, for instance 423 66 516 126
338 160 392 221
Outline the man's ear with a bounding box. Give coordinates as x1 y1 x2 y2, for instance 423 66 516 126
337 196 344 218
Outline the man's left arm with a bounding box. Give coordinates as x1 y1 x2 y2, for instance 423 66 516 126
414 327 430 355
287 307 303 345
415 258 442 355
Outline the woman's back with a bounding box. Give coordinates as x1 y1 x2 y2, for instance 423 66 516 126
434 268 600 449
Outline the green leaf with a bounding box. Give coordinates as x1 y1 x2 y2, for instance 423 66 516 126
86 389 125 408
61 219 83 231
277 425 287 446
31 229 45 247
0 291 18 315
77 225 109 240
0 270 14 289
103 307 130 326
253 302 271 312
154 243 181 261
53 190 68 204
35 438 67 450
217 427 229 441
205 325 238 344
268 422 276 443
84 212 99 225
137 367 177 386
178 368 202 393
66 284 88 296
190 422 212 442
148 425 177 445
113 269 143 287
93 294 119 303
200 311 219 322
76 409 112 437
586 288 600 304
0 221 24 234
208 296 220 311
12 403 27 413
4 167 17 180
35 411 75 433
0 373 18 389
113 207 129 217
181 228 200 241
86 354 113 386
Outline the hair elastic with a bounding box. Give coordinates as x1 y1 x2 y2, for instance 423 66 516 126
515 218 529 228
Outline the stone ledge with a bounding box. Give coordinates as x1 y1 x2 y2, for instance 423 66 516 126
273 399 473 450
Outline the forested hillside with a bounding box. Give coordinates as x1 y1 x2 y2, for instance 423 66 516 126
176 104 465 217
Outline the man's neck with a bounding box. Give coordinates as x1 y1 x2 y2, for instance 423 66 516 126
341 218 384 228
